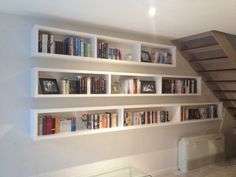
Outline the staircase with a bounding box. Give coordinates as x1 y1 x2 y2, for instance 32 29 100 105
173 31 236 119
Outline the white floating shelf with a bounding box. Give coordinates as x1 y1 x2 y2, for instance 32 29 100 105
31 67 201 98
31 25 176 67
31 102 223 141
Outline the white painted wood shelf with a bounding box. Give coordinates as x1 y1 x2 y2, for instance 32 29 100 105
31 25 176 67
31 67 201 98
30 102 223 141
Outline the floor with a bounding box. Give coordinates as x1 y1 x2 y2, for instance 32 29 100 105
155 159 236 177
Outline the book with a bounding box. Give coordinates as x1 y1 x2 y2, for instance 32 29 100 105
48 34 55 54
162 79 172 93
38 32 42 52
42 33 48 53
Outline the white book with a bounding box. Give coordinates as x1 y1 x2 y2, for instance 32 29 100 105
191 80 195 93
49 35 55 54
87 77 91 94
137 79 141 94
59 80 66 94
68 119 72 132
130 79 134 94
42 34 48 53
80 40 84 56
38 117 43 136
177 80 182 94
87 43 92 57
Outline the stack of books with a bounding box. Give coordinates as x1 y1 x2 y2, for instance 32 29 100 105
38 115 77 136
162 78 197 94
60 76 106 94
38 32 92 57
80 112 118 129
124 110 169 126
181 105 218 121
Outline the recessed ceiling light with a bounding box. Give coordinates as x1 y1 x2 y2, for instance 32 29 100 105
149 7 156 17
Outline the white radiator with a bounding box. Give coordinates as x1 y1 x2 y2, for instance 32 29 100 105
178 133 225 173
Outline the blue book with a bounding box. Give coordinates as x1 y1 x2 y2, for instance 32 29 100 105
73 38 81 56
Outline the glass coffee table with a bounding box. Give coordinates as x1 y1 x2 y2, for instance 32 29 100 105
88 167 152 177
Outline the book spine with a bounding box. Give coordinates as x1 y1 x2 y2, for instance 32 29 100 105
38 32 42 53
42 34 48 53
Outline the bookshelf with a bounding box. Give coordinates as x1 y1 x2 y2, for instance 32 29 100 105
31 67 201 98
29 24 214 141
31 25 176 67
30 102 223 140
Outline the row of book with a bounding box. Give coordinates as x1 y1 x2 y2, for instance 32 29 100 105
181 105 218 121
120 78 141 94
80 112 118 129
38 116 77 135
38 32 92 57
150 50 172 64
59 76 107 94
124 110 170 126
120 79 156 94
108 48 122 60
97 40 122 59
162 79 197 94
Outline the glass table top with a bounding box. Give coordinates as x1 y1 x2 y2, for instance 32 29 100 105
86 167 151 177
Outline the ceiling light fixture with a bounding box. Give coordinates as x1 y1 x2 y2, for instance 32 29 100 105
148 7 156 17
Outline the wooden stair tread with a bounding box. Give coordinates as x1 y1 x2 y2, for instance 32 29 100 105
198 68 236 73
214 90 236 92
206 80 236 83
220 99 236 101
172 31 213 42
189 56 228 63
181 44 220 53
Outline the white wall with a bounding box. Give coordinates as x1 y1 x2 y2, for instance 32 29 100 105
0 12 235 177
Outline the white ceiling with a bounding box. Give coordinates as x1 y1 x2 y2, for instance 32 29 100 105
0 0 236 39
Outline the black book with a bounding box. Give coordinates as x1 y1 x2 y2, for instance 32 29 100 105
162 79 171 93
55 41 60 54
38 32 42 52
69 80 80 94
51 117 56 134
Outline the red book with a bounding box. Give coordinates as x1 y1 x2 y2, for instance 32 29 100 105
45 116 52 135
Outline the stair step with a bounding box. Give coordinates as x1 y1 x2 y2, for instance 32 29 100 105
189 56 228 63
220 99 236 101
173 31 213 42
214 90 236 93
181 44 220 53
227 107 236 109
206 80 236 83
198 68 236 73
